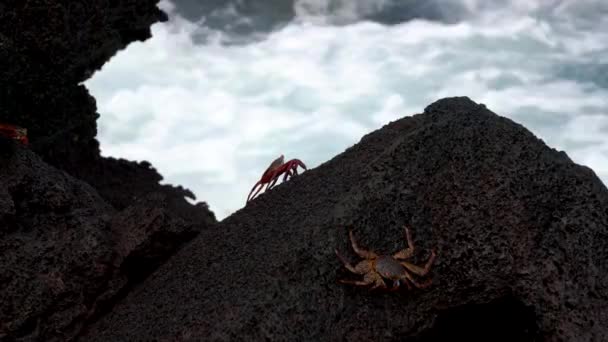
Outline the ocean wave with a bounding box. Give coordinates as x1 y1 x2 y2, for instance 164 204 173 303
86 0 608 219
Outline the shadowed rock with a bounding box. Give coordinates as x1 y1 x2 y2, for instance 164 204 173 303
0 144 212 341
0 0 167 166
0 1 217 340
0 0 214 225
81 97 608 341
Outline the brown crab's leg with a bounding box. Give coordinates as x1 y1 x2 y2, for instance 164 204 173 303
348 230 377 259
401 278 413 290
334 249 361 275
401 272 433 289
370 277 388 291
392 225 415 260
399 249 437 276
337 279 374 287
338 272 377 287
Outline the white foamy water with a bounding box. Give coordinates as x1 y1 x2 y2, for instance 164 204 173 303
85 0 608 220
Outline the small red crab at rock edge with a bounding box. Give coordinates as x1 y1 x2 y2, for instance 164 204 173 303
0 123 29 145
246 154 307 203
335 224 437 291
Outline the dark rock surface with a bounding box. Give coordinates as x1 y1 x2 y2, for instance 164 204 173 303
0 0 214 225
0 144 209 341
73 156 216 225
0 1 218 340
82 97 608 341
0 0 166 167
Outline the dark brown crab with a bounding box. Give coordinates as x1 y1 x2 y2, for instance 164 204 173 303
335 225 437 291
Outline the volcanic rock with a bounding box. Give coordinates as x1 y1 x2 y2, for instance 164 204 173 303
0 0 214 225
82 97 608 341
0 1 219 340
0 143 209 341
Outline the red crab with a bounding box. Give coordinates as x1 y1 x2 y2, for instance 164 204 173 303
246 154 307 203
0 123 29 145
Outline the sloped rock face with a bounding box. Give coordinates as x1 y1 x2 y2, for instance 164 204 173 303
74 156 216 227
0 1 217 340
83 97 608 341
0 144 208 341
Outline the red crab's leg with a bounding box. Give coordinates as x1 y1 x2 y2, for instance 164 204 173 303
264 182 272 191
274 159 305 185
267 163 289 190
246 180 265 203
268 168 286 189
267 178 278 190
285 159 307 173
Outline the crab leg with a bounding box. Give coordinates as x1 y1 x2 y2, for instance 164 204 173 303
282 168 293 182
292 159 307 171
338 273 383 290
267 169 286 190
399 249 437 276
392 225 415 260
338 279 373 286
348 230 377 259
246 181 265 202
334 249 360 274
369 277 388 290
400 272 433 289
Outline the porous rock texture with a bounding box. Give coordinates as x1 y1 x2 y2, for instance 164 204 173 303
0 144 207 341
0 1 217 340
0 0 215 224
82 97 608 341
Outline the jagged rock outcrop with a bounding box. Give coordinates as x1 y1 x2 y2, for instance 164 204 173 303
0 143 207 341
0 0 166 166
82 98 608 341
0 0 215 224
0 3 217 338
